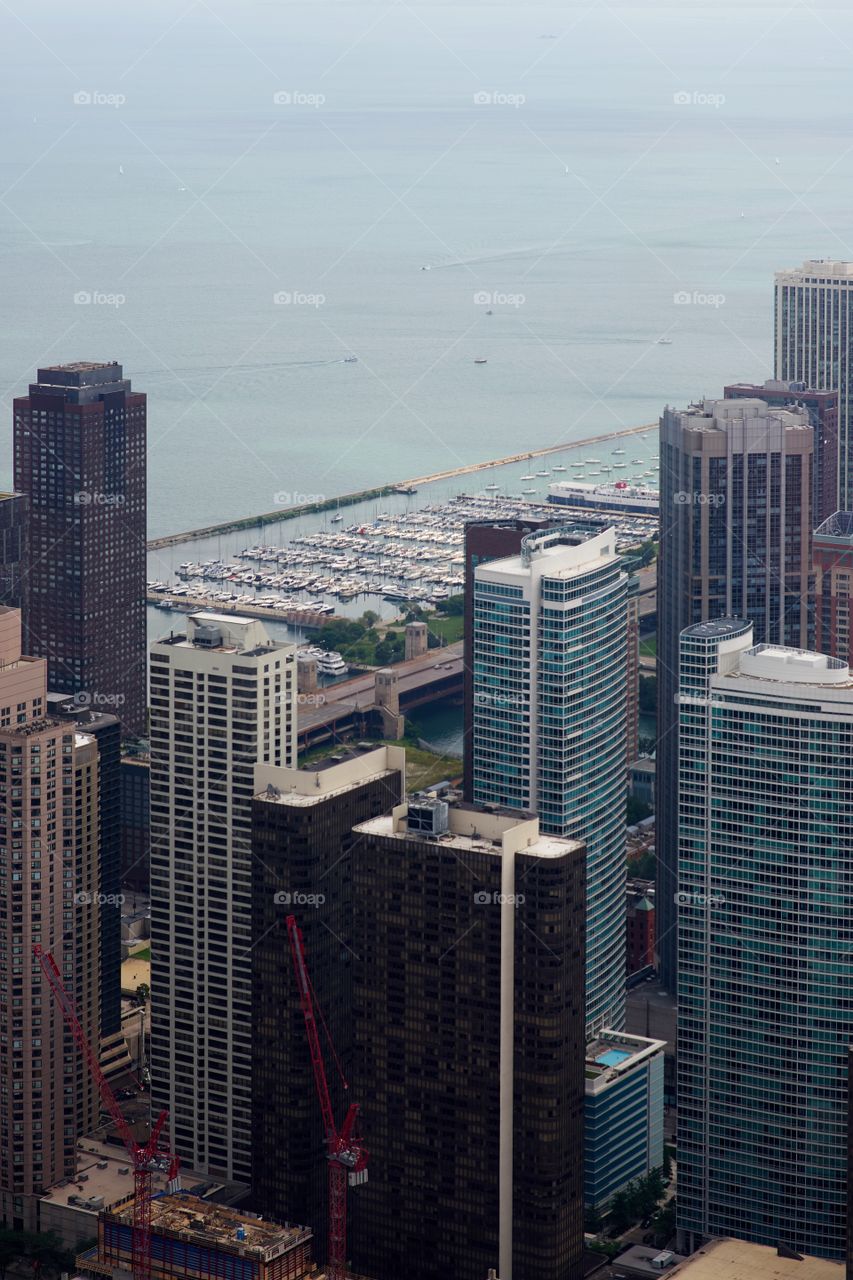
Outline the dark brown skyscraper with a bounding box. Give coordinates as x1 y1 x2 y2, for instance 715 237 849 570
13 361 146 739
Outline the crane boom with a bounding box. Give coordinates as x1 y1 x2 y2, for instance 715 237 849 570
33 945 179 1280
285 916 367 1280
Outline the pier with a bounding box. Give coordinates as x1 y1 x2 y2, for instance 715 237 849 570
147 422 656 550
147 594 341 629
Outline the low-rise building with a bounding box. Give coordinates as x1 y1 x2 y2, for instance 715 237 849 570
77 1192 318 1280
585 1030 666 1211
616 1237 845 1278
626 879 655 976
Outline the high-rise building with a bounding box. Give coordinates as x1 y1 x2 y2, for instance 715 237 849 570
120 751 150 894
149 612 296 1183
0 607 100 1229
13 361 146 739
462 516 553 801
584 1030 665 1213
775 260 853 506
655 397 813 992
470 524 627 1034
676 620 853 1258
250 745 406 1249
0 493 27 609
47 693 122 1040
349 794 586 1280
813 511 853 665
725 378 838 522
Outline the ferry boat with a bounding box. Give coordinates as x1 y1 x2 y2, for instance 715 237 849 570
548 479 659 515
316 650 349 677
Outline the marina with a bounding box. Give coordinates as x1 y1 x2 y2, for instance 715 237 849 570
147 492 659 625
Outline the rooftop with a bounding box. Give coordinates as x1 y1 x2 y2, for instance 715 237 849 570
585 1030 666 1089
354 800 581 861
777 258 853 278
665 1237 844 1278
255 744 406 806
43 1140 209 1215
108 1192 311 1260
738 643 849 684
814 510 853 541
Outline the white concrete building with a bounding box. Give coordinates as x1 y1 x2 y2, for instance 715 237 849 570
775 258 853 504
149 613 296 1182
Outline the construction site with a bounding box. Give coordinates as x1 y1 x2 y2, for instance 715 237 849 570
77 1192 319 1280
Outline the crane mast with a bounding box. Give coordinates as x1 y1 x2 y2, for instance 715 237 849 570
34 945 179 1280
285 915 367 1280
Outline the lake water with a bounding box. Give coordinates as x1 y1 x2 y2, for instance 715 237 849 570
3 2 852 537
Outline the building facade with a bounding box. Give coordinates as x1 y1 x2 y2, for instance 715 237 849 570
350 797 586 1280
725 378 838 523
775 259 853 506
0 608 100 1230
676 621 853 1258
813 511 853 665
13 361 147 739
47 694 122 1040
655 398 813 992
250 747 406 1254
584 1030 665 1211
471 524 627 1034
0 494 27 610
149 613 296 1183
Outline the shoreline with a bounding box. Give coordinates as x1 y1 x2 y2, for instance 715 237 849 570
147 421 656 550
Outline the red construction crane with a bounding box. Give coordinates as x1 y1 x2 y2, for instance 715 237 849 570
33 945 180 1280
285 915 367 1280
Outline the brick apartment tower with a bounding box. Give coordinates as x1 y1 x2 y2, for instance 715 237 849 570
814 512 853 665
13 362 147 739
0 608 100 1230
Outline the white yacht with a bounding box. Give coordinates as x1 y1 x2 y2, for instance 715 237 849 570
316 650 349 677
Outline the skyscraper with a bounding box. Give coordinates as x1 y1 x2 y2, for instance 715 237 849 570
0 607 100 1229
13 361 146 739
676 620 853 1258
350 793 586 1280
251 745 406 1250
655 397 813 991
775 260 853 506
725 378 838 523
470 524 627 1034
149 612 296 1183
47 692 122 1040
813 510 853 665
0 494 27 610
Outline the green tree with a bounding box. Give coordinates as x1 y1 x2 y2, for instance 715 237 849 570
0 1230 22 1280
135 982 150 1005
440 593 464 616
627 796 653 827
359 610 379 627
607 1187 635 1232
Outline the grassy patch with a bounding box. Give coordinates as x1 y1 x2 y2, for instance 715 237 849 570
131 945 151 961
639 633 657 657
403 744 461 794
426 614 464 645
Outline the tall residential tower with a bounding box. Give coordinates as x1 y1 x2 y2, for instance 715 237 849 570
676 621 853 1259
470 524 627 1034
655 397 813 991
775 260 853 506
149 613 296 1182
13 361 147 739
